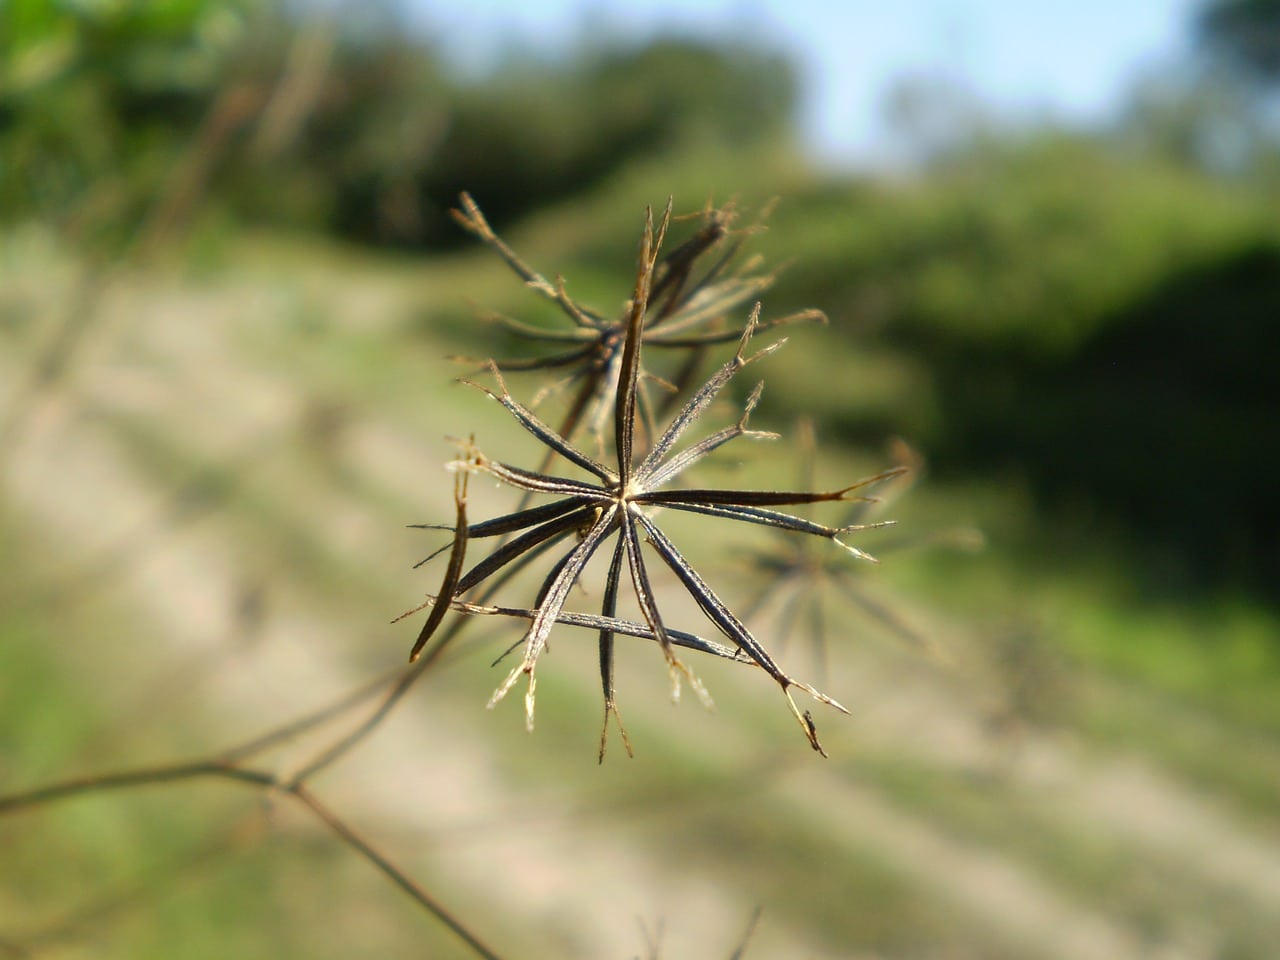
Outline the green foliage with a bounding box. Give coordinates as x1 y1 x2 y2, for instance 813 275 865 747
0 0 256 245
2 2 798 250
1197 0 1280 83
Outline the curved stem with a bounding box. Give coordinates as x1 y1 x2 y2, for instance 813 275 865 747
0 757 506 960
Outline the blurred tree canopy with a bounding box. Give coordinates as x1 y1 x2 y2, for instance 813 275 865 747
1197 0 1280 83
0 0 798 249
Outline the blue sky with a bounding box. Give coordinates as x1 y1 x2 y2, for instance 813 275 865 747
417 0 1198 166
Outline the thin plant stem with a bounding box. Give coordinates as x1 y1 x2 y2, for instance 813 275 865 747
0 757 505 960
291 785 504 960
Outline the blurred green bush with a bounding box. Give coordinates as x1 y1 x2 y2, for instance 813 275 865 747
764 138 1279 589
